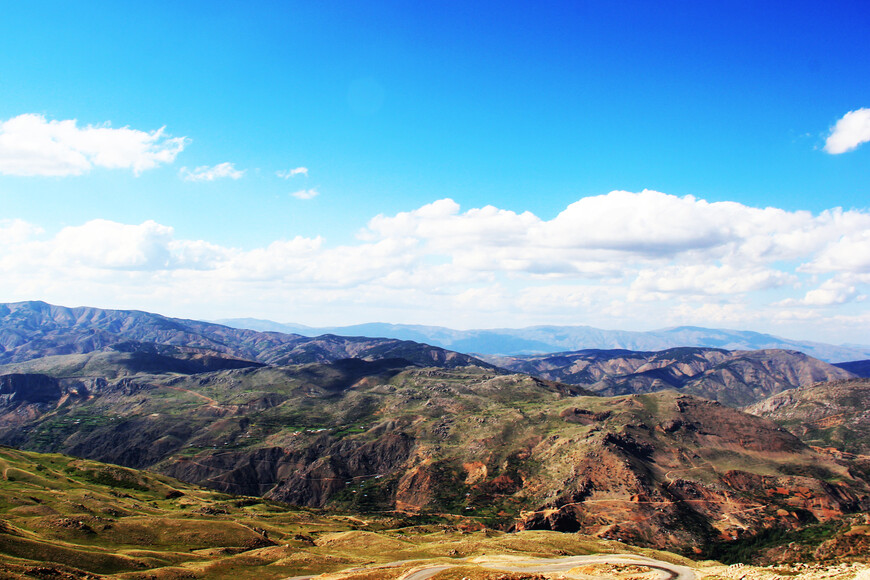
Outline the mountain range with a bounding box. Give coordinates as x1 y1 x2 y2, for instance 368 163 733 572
216 318 870 363
2 352 868 554
0 301 490 369
3 299 870 562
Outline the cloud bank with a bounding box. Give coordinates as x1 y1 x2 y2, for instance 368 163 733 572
1 190 868 342
0 114 187 176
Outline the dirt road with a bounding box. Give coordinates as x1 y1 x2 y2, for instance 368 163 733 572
478 553 696 579
291 553 697 579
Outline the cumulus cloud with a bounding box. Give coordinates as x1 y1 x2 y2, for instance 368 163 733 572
291 188 319 200
180 162 245 182
0 114 187 176
630 264 792 298
778 278 862 307
277 167 308 178
0 219 43 245
362 190 870 279
801 230 870 274
3 190 870 343
801 280 860 306
51 220 175 270
824 108 870 154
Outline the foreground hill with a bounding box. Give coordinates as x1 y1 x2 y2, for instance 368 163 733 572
218 318 870 363
1 446 719 579
1 353 868 554
482 347 855 407
747 379 870 457
0 301 491 369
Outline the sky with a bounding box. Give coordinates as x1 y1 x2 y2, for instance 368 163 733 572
1 1 869 344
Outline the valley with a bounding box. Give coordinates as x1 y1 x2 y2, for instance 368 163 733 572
1 301 870 577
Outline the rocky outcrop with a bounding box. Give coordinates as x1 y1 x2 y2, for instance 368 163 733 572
512 393 870 551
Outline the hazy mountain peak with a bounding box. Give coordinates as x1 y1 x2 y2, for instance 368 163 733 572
216 318 870 362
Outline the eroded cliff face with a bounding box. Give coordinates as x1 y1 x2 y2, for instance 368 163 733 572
0 373 61 405
162 431 416 507
1 356 868 554
509 394 870 550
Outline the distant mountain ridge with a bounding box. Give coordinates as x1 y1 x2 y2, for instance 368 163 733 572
0 301 493 370
481 347 856 407
216 318 870 363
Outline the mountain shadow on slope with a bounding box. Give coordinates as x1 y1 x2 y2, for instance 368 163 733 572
833 360 870 378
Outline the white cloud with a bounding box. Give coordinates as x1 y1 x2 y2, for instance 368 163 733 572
2 190 870 343
0 219 43 245
291 188 319 200
630 264 792 297
362 191 870 280
51 219 175 270
801 230 870 274
824 108 870 154
0 114 187 176
801 280 860 306
277 167 308 178
777 277 863 307
180 162 245 182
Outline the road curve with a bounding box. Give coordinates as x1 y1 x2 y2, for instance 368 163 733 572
479 553 696 580
289 553 696 580
400 565 456 580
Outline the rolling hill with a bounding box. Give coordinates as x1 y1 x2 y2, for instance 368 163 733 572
2 446 714 579
3 300 870 560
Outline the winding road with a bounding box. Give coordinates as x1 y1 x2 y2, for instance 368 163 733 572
477 553 696 579
289 553 697 579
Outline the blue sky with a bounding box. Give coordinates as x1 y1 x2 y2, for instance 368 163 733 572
1 1 869 344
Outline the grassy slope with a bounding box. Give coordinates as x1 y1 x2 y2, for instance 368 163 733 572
0 447 703 579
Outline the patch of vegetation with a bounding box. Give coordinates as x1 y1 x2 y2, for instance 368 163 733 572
331 474 398 513
704 519 844 564
777 462 842 482
76 467 150 491
427 459 469 513
27 413 119 450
